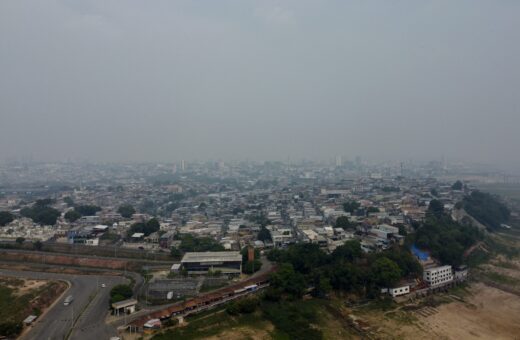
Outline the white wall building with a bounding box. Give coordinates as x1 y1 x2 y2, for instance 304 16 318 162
423 265 453 287
388 285 410 297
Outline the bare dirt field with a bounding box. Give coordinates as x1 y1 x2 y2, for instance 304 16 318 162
420 283 520 340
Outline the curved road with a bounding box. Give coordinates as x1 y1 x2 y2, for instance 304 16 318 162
0 269 126 340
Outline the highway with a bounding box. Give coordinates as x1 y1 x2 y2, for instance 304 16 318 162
0 269 126 340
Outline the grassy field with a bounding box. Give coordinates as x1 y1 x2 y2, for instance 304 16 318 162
152 298 359 340
152 308 270 340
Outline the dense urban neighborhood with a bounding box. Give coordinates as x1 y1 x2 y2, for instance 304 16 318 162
0 160 519 339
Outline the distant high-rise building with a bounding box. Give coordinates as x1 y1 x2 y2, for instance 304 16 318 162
335 155 342 167
181 160 186 171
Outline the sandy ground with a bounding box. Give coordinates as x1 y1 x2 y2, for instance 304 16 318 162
420 283 520 340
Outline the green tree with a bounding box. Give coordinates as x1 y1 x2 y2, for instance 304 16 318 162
117 204 136 218
0 211 14 226
178 234 224 252
129 218 161 237
74 205 101 216
366 206 380 214
243 260 262 274
343 201 360 214
462 191 510 230
64 210 81 223
257 226 272 242
170 247 182 258
146 218 160 234
428 199 444 218
270 263 307 299
370 257 401 287
452 180 463 190
335 216 353 229
0 321 23 338
33 240 43 251
15 237 25 245
331 240 362 262
21 204 60 225
63 196 75 207
110 284 133 304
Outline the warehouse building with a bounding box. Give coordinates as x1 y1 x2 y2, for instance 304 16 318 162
180 251 242 276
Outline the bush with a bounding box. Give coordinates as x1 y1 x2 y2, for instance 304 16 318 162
261 301 322 340
0 211 14 226
110 284 133 304
226 297 259 315
118 204 136 218
0 321 23 337
243 260 262 274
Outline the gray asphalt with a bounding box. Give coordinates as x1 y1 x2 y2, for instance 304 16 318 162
0 269 126 340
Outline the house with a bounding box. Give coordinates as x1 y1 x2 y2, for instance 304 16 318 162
382 285 410 297
159 231 175 248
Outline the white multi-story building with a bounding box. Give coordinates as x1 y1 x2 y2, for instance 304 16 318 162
423 265 453 287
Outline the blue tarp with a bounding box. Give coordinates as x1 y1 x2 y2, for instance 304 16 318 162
411 244 429 261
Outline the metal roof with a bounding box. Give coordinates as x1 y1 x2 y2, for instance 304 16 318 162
181 251 242 263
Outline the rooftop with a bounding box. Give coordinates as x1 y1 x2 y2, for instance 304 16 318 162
181 251 242 263
111 298 138 309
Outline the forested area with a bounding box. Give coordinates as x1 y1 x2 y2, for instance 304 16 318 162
267 241 422 299
462 191 510 230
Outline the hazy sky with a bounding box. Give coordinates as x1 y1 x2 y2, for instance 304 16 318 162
1 1 519 165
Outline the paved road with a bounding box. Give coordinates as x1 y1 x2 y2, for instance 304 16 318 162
0 269 126 340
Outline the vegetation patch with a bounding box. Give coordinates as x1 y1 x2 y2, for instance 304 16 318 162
480 271 520 286
0 278 66 338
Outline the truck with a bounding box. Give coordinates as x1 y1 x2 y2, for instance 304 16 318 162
63 295 74 306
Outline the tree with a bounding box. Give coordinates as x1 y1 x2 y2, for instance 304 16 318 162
428 199 444 218
243 260 262 274
331 240 362 262
177 234 224 252
21 204 60 225
63 196 75 207
226 296 259 315
110 284 133 304
35 198 53 207
335 216 353 229
146 218 160 233
452 180 463 191
170 247 182 258
370 257 401 287
0 211 14 226
257 226 272 242
117 204 136 218
74 205 101 216
343 201 360 214
15 237 25 245
64 210 81 223
33 240 43 251
129 218 161 237
366 207 380 214
462 191 510 230
270 263 307 299
0 321 23 338
330 262 362 292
